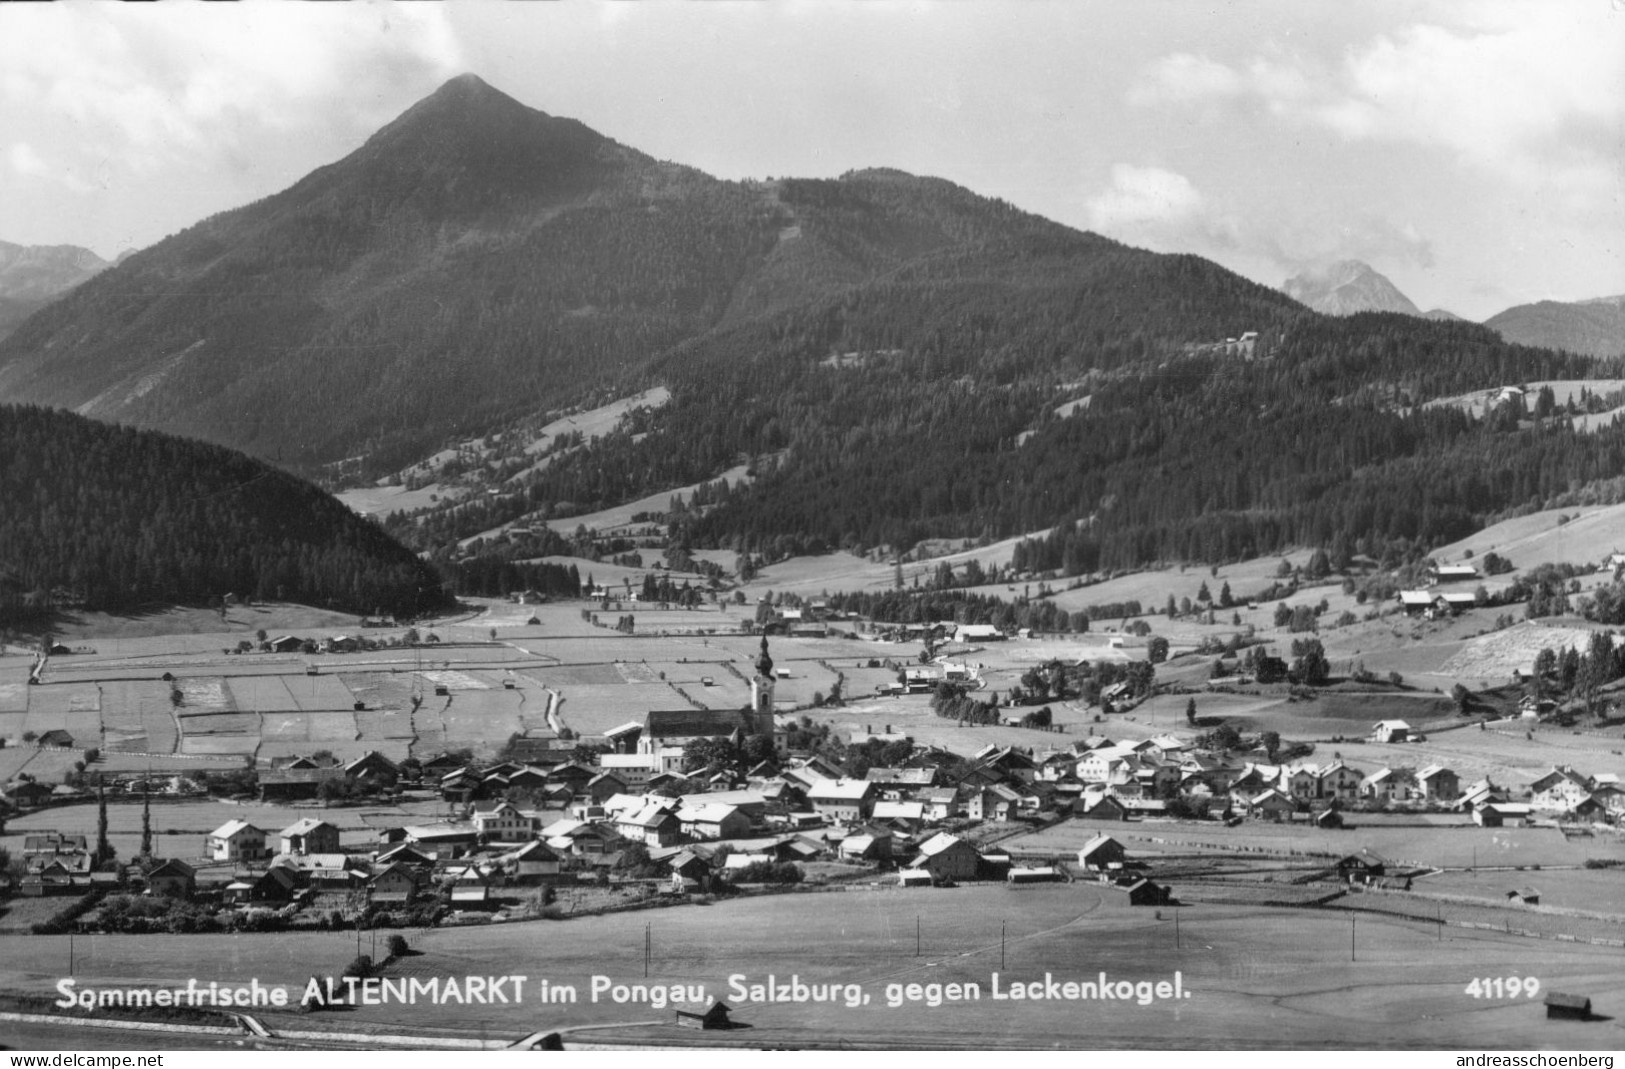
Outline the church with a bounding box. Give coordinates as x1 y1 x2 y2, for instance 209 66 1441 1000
636 636 788 772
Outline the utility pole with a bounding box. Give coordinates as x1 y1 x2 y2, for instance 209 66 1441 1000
68 931 74 976
1350 914 1356 962
916 915 921 957
1001 921 1006 970
1175 909 1181 950
644 923 651 978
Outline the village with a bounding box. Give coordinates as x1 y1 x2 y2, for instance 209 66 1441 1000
4 561 1624 946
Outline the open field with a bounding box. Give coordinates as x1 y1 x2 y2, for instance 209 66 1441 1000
1413 867 1625 915
1431 501 1625 574
0 886 1620 1048
540 463 753 538
1009 816 1625 871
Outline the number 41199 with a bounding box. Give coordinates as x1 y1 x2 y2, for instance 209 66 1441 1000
1465 977 1540 998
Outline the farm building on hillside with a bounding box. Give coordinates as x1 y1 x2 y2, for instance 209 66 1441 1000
1369 720 1412 744
1336 850 1388 884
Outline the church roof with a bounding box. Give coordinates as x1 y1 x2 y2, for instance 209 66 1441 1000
645 708 750 739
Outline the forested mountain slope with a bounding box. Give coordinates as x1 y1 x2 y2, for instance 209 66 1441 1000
0 405 451 622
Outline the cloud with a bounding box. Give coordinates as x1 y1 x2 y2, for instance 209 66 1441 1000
7 142 48 178
7 141 93 193
1085 163 1433 285
0 1 465 175
1085 163 1253 258
1128 6 1625 205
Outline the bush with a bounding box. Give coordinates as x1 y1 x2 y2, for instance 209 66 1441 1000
386 934 410 958
343 955 374 981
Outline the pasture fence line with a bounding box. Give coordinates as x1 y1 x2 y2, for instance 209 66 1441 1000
1354 880 1625 926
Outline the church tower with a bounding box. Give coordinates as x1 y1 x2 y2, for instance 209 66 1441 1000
749 634 778 739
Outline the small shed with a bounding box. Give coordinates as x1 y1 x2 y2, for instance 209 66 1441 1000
1505 887 1541 906
1544 992 1591 1020
1121 878 1171 906
675 1000 733 1030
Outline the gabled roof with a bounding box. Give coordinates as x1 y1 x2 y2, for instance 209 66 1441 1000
916 832 973 858
280 818 337 837
1079 834 1122 858
210 820 263 839
805 779 875 801
145 858 195 879
645 708 749 739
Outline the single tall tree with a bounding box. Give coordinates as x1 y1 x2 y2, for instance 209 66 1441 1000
93 779 115 869
140 779 153 859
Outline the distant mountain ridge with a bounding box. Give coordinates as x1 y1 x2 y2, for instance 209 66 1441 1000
0 73 1284 475
0 240 114 339
1281 260 1421 317
1485 295 1625 358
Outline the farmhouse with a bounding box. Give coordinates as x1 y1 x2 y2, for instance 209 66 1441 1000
909 832 981 882
1529 766 1593 813
1416 765 1461 802
369 863 420 906
805 779 876 823
1077 834 1126 870
1505 887 1541 906
1430 563 1480 584
1119 878 1171 906
1336 850 1387 884
472 801 535 842
259 767 344 802
1370 720 1412 744
142 859 196 899
503 841 563 881
678 802 751 841
1474 802 1532 827
36 729 74 748
954 624 1005 644
617 803 685 847
279 818 341 856
206 820 269 862
344 751 398 782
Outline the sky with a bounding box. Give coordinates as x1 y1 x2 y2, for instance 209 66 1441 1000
1 0 1620 321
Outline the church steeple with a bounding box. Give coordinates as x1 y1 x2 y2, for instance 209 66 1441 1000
754 634 774 680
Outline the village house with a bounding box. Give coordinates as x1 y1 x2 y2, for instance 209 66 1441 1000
279 818 341 856
838 827 894 862
1529 766 1594 813
502 841 563 882
1077 834 1126 871
909 832 982 882
1361 768 1405 803
617 803 685 847
206 820 269 863
1336 850 1388 884
804 779 876 823
1416 765 1461 802
143 858 196 899
1475 802 1532 827
345 751 399 782
472 801 535 842
1370 720 1412 744
678 802 751 841
369 863 420 907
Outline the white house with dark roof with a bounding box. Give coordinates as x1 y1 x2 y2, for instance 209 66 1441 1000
279 818 340 856
206 820 269 862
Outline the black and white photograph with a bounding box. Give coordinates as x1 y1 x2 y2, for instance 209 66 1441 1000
0 0 1623 1055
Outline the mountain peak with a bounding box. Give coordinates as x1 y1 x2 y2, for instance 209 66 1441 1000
1282 259 1421 317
